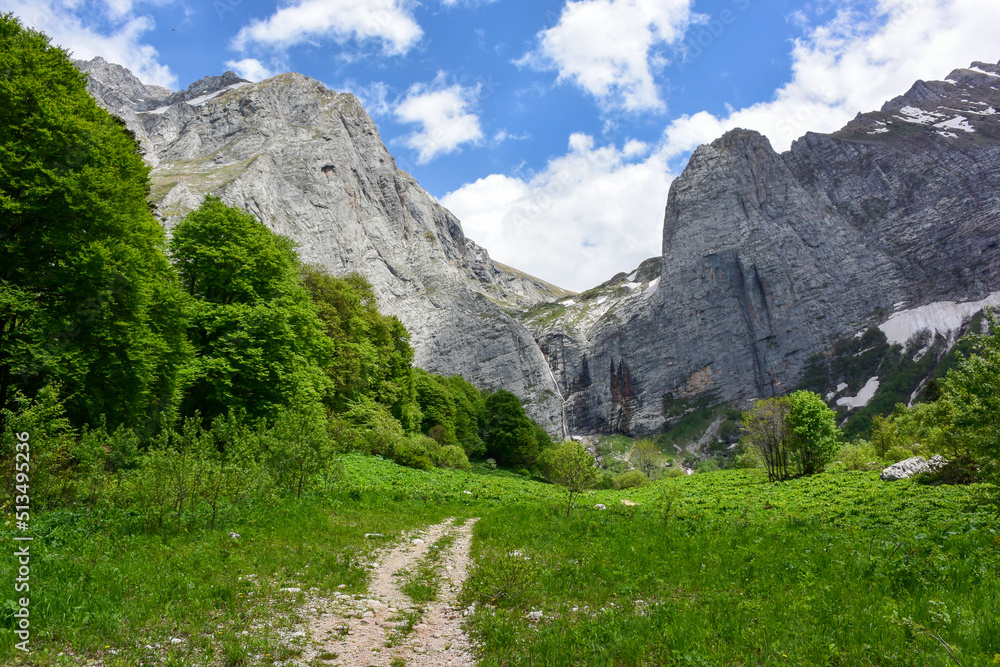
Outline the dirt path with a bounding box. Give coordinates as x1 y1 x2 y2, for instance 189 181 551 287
298 517 479 667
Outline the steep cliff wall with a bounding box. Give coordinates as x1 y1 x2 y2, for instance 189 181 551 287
530 61 1000 434
77 58 569 435
79 57 1000 438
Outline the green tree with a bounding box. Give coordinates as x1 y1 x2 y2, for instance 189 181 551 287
550 440 600 517
415 368 459 446
263 403 336 498
301 266 419 426
0 14 189 435
941 308 1000 492
740 397 791 482
786 390 840 475
482 389 543 469
441 374 486 458
170 198 330 422
628 439 661 478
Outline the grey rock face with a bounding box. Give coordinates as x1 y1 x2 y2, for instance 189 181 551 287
77 60 568 435
881 455 947 481
77 57 1000 439
533 61 1000 435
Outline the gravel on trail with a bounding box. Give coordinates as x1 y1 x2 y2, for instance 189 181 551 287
296 517 480 667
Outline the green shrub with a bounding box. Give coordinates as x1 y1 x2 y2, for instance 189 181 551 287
786 390 840 475
734 448 764 469
614 470 652 490
597 470 617 489
667 467 686 478
392 437 434 470
549 440 601 517
884 445 916 464
438 445 471 470
695 459 721 474
344 397 406 458
836 441 882 472
1 385 77 506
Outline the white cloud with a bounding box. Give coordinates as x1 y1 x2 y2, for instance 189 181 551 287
7 0 177 88
441 134 672 291
445 0 1000 292
232 0 422 56
661 0 1000 158
394 76 484 164
223 58 276 83
518 0 699 112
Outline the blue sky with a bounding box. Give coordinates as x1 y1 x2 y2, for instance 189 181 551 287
7 0 1000 291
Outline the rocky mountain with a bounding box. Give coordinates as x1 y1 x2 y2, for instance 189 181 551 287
527 60 1000 435
78 56 1000 438
76 57 572 436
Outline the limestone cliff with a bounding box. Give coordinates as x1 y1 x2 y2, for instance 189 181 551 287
528 60 1000 434
76 57 569 435
78 56 1000 438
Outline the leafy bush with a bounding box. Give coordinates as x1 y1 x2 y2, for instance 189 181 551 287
0 385 77 506
695 458 721 474
344 397 407 458
666 467 686 478
741 391 841 481
437 445 471 470
734 448 764 469
786 390 840 475
628 439 661 478
614 470 651 490
835 441 882 472
391 437 434 471
884 445 916 464
262 403 338 498
940 309 1000 494
481 390 550 470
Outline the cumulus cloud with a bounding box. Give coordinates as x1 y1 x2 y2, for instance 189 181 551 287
661 0 1000 157
444 0 1000 291
394 76 484 164
7 0 177 88
232 0 422 56
223 58 276 83
518 0 699 112
441 134 672 291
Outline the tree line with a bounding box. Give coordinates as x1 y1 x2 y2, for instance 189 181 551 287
0 15 554 525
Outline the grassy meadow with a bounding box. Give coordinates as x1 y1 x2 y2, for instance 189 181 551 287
2 455 998 666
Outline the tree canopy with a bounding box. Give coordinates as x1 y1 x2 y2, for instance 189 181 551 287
170 197 330 422
741 391 839 481
0 13 188 435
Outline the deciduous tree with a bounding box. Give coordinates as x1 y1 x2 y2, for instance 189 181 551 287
550 440 600 517
0 14 188 435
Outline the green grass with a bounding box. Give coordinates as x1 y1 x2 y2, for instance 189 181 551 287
2 455 999 665
462 470 1000 666
0 487 465 664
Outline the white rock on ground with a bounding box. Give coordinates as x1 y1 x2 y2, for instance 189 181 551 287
880 455 948 481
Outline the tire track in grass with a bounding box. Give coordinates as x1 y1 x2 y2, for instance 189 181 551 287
298 517 479 667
